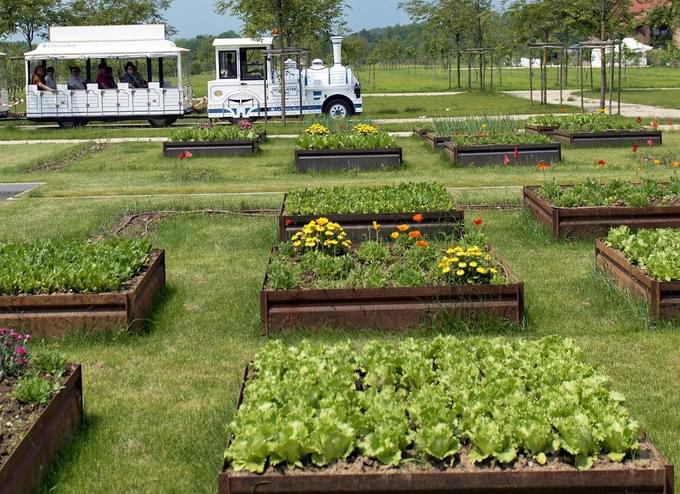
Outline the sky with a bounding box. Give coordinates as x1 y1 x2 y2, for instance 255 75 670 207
166 0 412 39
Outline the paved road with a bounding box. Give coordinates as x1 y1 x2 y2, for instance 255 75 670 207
506 90 680 118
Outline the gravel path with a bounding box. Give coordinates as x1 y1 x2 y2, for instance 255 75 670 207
505 90 680 118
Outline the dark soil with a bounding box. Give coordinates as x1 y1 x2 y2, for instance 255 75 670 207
23 142 107 173
0 367 73 467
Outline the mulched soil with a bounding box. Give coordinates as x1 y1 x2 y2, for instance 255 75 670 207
23 142 107 173
0 367 72 468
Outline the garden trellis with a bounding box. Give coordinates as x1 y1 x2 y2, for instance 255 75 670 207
577 40 623 115
527 43 568 106
457 48 496 93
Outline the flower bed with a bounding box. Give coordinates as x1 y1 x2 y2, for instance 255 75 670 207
0 239 166 336
443 133 561 166
524 179 680 239
279 183 464 242
596 226 680 319
262 219 523 332
163 122 265 157
295 124 402 172
0 334 83 494
219 338 673 494
527 113 662 147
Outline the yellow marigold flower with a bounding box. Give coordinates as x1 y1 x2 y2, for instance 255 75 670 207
470 261 478 268
456 270 465 276
372 221 381 231
491 268 498 274
477 267 487 274
654 159 662 166
293 241 302 247
458 262 467 268
397 224 410 232
447 248 456 255
390 232 400 240
317 217 329 226
442 266 451 274
451 257 459 263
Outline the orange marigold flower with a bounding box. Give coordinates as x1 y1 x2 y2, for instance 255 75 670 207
408 230 422 239
416 240 429 248
537 161 549 171
597 159 606 167
397 224 410 232
473 218 483 226
390 232 400 240
412 213 424 223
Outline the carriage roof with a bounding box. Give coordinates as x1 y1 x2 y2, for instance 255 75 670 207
24 24 188 61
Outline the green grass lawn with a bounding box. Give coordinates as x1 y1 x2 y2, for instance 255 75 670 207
2 133 678 198
355 65 680 93
1 125 680 492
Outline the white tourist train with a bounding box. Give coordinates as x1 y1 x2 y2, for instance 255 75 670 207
23 25 192 127
21 25 362 127
207 36 362 120
0 53 8 118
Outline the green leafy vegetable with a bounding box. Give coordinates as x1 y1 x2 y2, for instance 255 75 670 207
225 337 640 473
606 226 680 281
538 178 680 208
0 238 151 295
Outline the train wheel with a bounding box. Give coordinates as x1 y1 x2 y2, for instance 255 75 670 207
57 119 76 129
325 99 351 119
148 118 177 127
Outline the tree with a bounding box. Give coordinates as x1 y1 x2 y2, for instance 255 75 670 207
214 0 347 48
62 0 172 28
0 0 63 50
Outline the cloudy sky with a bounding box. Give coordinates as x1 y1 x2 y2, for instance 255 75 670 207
167 0 411 38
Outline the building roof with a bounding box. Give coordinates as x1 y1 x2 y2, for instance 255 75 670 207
213 37 274 49
630 0 668 14
24 24 188 60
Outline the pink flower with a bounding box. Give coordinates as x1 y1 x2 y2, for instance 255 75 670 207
513 146 519 159
178 150 193 160
15 346 26 356
503 154 510 166
647 139 654 146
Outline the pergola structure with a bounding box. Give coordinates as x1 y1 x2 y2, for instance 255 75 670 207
457 48 496 93
262 46 310 126
577 40 623 114
527 43 568 106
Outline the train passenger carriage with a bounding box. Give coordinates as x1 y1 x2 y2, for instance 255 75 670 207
23 24 192 127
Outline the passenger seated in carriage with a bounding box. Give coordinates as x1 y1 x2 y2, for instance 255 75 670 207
120 62 147 88
44 67 57 90
31 66 56 92
105 67 117 89
67 66 86 90
96 63 116 89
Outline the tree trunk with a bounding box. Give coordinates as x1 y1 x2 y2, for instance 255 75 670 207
599 22 606 109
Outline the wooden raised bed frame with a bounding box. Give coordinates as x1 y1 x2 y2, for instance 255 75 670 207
0 364 83 494
419 131 451 149
278 194 465 243
552 129 662 147
260 248 524 333
162 132 265 157
443 142 561 166
294 148 403 172
0 250 166 337
219 365 675 494
525 124 558 135
524 186 680 239
596 239 680 319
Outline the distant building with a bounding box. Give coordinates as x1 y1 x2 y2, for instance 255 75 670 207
631 0 679 47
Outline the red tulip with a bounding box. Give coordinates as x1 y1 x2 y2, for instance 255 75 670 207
178 151 193 160
632 144 638 153
597 159 606 167
473 218 483 226
503 154 510 166
636 116 642 124
513 146 519 159
285 218 293 226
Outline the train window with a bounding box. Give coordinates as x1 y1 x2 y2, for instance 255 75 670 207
240 48 265 81
218 50 238 79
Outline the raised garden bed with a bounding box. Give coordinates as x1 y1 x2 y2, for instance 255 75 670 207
595 228 680 319
220 338 674 494
552 129 662 147
444 142 561 166
0 364 83 494
418 131 451 149
279 195 464 243
523 185 680 239
294 148 403 172
0 249 166 337
162 137 261 157
260 246 523 333
525 123 558 135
